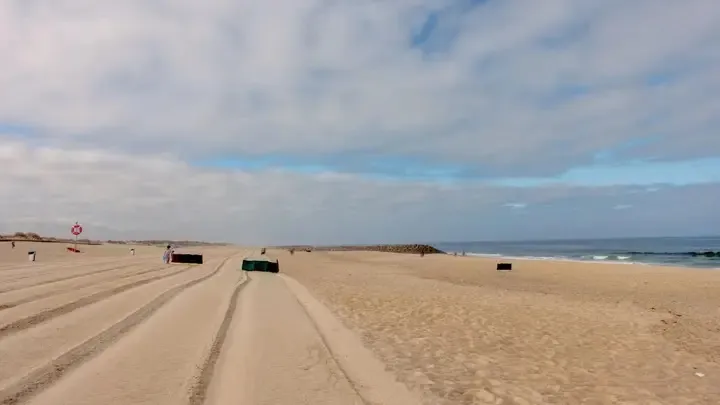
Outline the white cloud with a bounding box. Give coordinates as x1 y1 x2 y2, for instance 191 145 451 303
1 141 718 243
0 0 718 174
1 1 719 242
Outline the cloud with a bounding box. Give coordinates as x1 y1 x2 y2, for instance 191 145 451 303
1 0 719 175
1 141 718 244
503 203 527 209
0 1 719 242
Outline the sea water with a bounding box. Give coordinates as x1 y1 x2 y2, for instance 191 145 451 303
433 236 720 269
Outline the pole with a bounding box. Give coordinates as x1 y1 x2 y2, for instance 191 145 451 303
73 221 79 252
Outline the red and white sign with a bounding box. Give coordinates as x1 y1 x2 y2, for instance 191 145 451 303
71 223 83 236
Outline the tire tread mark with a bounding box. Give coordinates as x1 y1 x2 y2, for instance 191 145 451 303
0 265 194 339
284 277 373 405
187 271 249 405
0 256 233 405
0 257 124 272
0 263 146 295
0 265 170 312
0 258 147 281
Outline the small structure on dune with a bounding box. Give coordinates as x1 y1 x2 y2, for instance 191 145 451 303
241 256 279 273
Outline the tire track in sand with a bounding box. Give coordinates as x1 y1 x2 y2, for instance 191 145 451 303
0 257 120 272
0 262 146 294
0 265 169 311
0 266 186 326
187 272 249 405
0 256 232 405
0 264 195 339
0 257 146 282
281 274 422 405
204 272 366 405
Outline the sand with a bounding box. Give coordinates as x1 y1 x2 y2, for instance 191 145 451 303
0 242 413 405
3 240 719 404
279 250 720 405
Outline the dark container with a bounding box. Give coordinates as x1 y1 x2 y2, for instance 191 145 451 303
171 253 203 264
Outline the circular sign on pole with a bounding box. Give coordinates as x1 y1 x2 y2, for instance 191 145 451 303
71 223 83 236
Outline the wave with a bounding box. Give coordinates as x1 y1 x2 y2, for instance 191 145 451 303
463 253 571 261
580 255 633 264
446 250 720 269
497 254 639 265
463 253 503 258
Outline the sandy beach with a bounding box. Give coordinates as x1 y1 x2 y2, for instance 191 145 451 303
279 249 720 404
0 242 418 405
1 241 719 405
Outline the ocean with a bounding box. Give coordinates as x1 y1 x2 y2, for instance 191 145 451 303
433 236 720 269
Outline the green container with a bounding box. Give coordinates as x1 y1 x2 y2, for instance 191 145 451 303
241 258 279 273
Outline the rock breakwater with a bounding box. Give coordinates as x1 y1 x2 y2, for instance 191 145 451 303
625 251 720 258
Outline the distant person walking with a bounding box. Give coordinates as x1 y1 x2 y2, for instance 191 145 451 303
11 241 15 249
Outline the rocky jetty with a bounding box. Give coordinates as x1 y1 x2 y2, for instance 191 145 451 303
310 244 445 255
625 251 720 258
689 251 720 257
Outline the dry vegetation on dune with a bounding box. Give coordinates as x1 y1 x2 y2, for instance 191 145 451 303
280 250 720 405
0 232 229 247
0 232 99 245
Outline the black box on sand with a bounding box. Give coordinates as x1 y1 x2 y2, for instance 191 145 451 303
171 254 203 264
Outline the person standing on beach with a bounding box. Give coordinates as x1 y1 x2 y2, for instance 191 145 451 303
11 241 15 249
163 246 171 264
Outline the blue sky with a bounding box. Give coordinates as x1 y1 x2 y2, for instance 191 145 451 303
0 0 719 244
194 155 720 187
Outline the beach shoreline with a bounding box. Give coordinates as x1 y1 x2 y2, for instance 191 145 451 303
435 236 720 270
445 251 720 270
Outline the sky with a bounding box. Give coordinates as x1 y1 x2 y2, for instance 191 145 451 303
1 0 719 245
